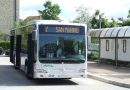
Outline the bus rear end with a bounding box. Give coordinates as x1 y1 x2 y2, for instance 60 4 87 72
34 24 87 78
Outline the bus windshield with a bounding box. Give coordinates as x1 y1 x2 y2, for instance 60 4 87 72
39 25 86 63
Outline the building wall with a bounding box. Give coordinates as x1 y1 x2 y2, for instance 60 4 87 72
100 39 115 60
0 0 19 34
118 39 130 62
100 38 130 62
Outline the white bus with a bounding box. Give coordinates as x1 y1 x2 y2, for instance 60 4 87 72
10 20 87 79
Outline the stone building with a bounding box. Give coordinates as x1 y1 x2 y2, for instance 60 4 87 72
0 0 19 34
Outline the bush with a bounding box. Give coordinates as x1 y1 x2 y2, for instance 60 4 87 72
88 52 99 60
0 47 3 55
88 53 92 59
91 53 98 60
0 41 10 50
5 49 10 56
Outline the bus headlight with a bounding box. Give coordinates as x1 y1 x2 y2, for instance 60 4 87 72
36 69 48 73
79 69 86 73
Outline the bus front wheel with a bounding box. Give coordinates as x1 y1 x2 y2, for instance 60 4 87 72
25 66 33 79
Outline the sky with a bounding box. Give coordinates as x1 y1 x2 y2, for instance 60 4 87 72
20 0 130 20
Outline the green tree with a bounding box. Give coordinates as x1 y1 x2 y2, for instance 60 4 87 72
0 30 8 41
109 18 117 27
127 9 130 18
101 18 110 28
90 16 98 28
91 10 101 28
14 20 27 28
91 10 110 28
122 20 130 26
38 0 61 20
122 10 130 26
73 6 92 29
95 10 100 16
14 20 31 39
91 10 103 28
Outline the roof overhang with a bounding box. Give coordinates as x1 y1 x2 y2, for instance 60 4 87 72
89 26 130 38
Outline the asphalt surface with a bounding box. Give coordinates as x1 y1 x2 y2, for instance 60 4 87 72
0 56 129 90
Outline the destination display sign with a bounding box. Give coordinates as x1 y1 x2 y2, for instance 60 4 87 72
39 25 85 35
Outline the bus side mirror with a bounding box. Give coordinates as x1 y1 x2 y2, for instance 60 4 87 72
32 31 37 40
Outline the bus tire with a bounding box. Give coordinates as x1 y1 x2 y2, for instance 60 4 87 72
14 64 19 70
14 59 19 69
25 65 33 80
14 66 19 69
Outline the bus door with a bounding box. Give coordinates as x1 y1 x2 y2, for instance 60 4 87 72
15 35 22 69
27 34 34 77
10 36 15 63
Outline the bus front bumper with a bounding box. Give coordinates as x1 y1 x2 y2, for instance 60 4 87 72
33 73 86 79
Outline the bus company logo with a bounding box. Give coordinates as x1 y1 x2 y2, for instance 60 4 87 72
43 65 53 67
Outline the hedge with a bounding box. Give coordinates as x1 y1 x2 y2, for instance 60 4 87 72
88 51 99 60
0 41 10 50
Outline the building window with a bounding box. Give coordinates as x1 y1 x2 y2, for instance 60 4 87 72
123 40 126 53
106 40 109 51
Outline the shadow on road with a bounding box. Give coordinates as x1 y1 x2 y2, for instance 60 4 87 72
0 65 78 86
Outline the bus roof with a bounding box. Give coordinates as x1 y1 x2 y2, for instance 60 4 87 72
27 20 86 27
11 20 87 31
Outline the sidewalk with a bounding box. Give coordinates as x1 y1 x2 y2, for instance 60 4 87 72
87 61 130 88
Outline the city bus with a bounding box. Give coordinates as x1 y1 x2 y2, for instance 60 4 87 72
10 20 87 79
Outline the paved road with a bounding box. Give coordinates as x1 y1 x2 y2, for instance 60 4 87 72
0 56 129 90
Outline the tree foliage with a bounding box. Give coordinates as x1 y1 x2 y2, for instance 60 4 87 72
74 8 130 29
127 9 130 18
109 18 117 27
14 20 27 28
91 10 110 28
122 20 130 26
121 10 130 26
95 10 100 16
38 0 61 20
90 10 100 28
73 6 92 29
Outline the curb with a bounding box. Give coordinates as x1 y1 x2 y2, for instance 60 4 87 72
87 73 130 88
